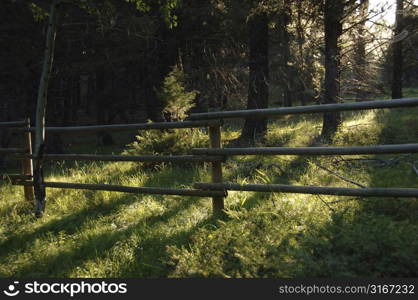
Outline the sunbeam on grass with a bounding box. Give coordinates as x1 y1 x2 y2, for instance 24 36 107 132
1 99 418 278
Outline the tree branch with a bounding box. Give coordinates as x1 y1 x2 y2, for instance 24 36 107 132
409 162 418 176
313 161 367 188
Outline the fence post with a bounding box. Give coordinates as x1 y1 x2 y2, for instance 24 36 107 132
209 124 225 216
22 118 34 203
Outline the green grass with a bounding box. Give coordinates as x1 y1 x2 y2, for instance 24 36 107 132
1 92 418 278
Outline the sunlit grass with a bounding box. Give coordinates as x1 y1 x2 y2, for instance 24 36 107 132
0 164 214 277
1 94 418 277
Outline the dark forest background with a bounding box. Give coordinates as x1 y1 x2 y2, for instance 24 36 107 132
1 0 417 153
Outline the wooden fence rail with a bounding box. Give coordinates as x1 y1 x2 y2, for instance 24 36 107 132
0 120 27 128
21 120 222 133
0 174 32 181
189 97 418 120
2 97 418 218
15 181 227 198
0 148 26 154
16 154 225 163
3 119 226 216
194 183 418 198
192 144 418 156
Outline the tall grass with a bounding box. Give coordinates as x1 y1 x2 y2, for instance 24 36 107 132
1 94 418 277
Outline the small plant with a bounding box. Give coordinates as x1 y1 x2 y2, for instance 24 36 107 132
124 65 202 169
157 65 197 122
123 128 208 169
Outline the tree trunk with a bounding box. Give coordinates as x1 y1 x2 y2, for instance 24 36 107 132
33 1 59 217
278 7 292 107
391 0 404 99
355 0 369 101
240 13 269 144
95 65 114 146
71 74 80 123
321 0 343 141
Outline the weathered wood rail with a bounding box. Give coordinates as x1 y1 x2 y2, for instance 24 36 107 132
189 97 418 120
194 183 418 198
190 98 418 203
0 120 27 128
3 118 226 216
0 148 26 154
16 181 226 198
21 120 222 133
191 144 418 156
2 97 418 218
188 97 418 202
16 154 225 163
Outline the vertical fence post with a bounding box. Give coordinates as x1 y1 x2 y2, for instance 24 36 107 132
22 118 34 203
33 1 59 217
209 124 225 216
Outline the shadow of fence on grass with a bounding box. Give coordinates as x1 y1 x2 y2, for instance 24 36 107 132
0 165 221 277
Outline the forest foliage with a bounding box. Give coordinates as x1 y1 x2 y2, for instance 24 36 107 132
1 0 417 147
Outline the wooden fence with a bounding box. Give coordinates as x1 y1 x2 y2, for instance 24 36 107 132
190 97 418 199
1 119 226 216
1 97 418 217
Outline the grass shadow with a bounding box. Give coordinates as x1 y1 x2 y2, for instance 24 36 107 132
278 104 418 277
0 162 226 277
359 106 418 222
4 196 215 277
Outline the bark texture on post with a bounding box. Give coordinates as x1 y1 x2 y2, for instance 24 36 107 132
22 118 34 203
209 125 225 216
34 2 59 217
